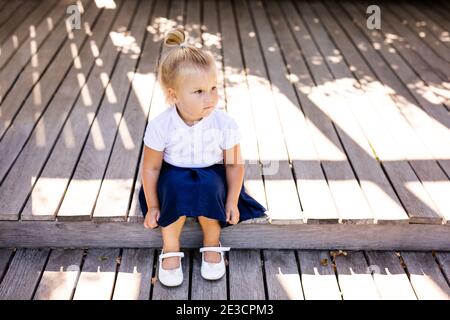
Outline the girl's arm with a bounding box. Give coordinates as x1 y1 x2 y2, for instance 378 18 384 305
223 144 244 224
142 146 163 228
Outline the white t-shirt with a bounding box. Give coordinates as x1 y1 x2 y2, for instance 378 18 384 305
143 106 242 168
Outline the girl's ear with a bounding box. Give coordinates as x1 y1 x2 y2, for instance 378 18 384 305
167 88 178 104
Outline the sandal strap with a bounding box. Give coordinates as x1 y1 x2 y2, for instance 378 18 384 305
159 252 184 260
200 246 230 253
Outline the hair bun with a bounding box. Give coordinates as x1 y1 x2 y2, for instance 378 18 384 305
164 27 186 47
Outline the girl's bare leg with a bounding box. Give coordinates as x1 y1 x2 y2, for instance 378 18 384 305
198 216 222 263
161 216 187 269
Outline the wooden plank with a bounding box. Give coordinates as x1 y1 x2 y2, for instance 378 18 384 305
378 2 450 80
152 249 190 300
334 251 381 300
235 0 303 224
416 2 450 49
0 0 95 185
349 1 450 158
73 248 120 300
263 250 303 300
338 1 449 224
0 248 14 281
18 0 128 221
0 0 23 28
365 251 417 300
435 252 450 285
0 0 120 221
34 249 84 300
0 0 70 108
402 2 450 50
0 0 57 70
229 250 265 299
283 0 378 224
112 249 154 300
216 0 268 213
0 0 91 133
0 248 49 300
1 221 450 250
191 250 227 300
297 250 341 300
314 0 447 225
128 0 183 223
401 251 450 300
56 0 147 221
257 0 340 224
91 0 157 222
0 0 37 44
387 2 450 63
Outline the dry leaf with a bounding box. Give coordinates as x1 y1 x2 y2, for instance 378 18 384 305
116 256 121 264
320 258 328 266
98 256 108 262
151 276 158 285
225 259 229 266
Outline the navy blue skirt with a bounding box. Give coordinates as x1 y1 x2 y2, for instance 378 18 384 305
139 161 267 228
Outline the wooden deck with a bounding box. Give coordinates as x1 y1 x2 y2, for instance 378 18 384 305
0 247 449 300
0 0 450 249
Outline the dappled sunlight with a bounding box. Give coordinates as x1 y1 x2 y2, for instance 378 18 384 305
94 0 117 9
115 112 135 150
410 271 450 299
87 112 106 150
274 269 303 300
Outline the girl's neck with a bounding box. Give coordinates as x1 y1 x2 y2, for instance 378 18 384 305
175 105 202 126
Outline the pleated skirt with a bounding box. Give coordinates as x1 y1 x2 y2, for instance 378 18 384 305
139 161 267 228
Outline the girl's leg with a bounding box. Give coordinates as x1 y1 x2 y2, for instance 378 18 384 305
161 215 187 270
198 216 222 263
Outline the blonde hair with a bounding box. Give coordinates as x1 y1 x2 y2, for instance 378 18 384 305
158 28 215 101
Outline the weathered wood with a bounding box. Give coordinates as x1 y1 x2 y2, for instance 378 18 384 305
0 0 57 69
286 0 379 224
1 221 450 250
128 0 180 223
112 249 154 300
0 248 14 281
91 0 156 222
435 252 450 284
0 248 49 300
263 250 303 300
387 2 450 64
0 0 37 44
262 0 340 224
229 250 265 300
0 0 92 137
1 0 120 221
365 251 417 300
73 248 120 300
34 249 84 300
334 251 381 300
191 250 227 300
57 0 146 221
152 249 190 300
0 0 71 106
401 251 450 300
304 0 413 225
0 0 23 28
338 1 449 224
297 250 341 300
415 2 450 48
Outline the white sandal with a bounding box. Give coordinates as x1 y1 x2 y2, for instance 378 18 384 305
158 250 184 287
200 243 230 280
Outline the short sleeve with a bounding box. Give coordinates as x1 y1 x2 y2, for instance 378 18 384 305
221 117 242 150
143 120 165 151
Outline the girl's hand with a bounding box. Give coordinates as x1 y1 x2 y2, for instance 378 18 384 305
144 207 160 229
226 202 240 225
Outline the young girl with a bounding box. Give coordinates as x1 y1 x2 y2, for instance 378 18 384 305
139 28 267 287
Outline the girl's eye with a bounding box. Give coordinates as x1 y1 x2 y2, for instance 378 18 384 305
194 90 203 94
212 86 217 91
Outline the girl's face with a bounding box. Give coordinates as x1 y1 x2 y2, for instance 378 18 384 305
168 65 218 123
